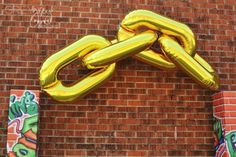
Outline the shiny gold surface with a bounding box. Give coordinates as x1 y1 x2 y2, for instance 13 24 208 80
117 9 219 90
83 31 157 69
119 10 196 56
118 26 177 70
134 50 176 69
39 35 115 102
40 35 111 88
39 9 219 102
158 35 219 90
43 64 115 102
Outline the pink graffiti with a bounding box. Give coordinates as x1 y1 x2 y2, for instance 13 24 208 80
215 143 230 157
8 119 21 134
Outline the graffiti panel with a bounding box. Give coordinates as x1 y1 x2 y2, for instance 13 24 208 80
225 131 236 157
7 90 40 157
214 115 236 157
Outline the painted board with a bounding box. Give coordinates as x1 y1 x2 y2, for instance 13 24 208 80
7 90 40 157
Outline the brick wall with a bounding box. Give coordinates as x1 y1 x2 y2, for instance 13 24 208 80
213 91 236 156
213 91 236 133
0 0 235 156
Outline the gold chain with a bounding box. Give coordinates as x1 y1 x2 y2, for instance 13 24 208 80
39 10 219 102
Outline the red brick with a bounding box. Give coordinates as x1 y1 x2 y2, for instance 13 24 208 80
128 151 147 156
4 0 22 3
224 105 236 111
7 133 18 140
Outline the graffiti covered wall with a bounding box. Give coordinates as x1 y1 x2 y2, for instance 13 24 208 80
213 91 236 157
7 90 40 157
213 116 236 157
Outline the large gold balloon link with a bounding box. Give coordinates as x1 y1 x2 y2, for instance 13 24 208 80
116 10 219 90
39 35 116 102
39 10 219 102
40 31 157 102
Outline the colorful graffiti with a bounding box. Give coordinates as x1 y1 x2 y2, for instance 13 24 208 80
214 116 236 157
213 116 226 157
225 131 236 157
7 90 40 157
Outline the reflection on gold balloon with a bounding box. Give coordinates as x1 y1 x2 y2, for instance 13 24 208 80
118 10 218 90
39 35 115 102
43 64 115 102
83 31 157 69
39 9 219 102
118 27 176 70
158 35 219 90
118 10 196 56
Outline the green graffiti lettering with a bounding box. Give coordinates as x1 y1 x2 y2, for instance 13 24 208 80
13 143 35 157
21 115 38 134
8 91 38 121
213 117 223 140
225 131 236 157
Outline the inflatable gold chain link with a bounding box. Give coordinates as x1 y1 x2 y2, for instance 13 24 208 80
39 10 219 102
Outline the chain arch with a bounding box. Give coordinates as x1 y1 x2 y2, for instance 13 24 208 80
39 10 219 102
